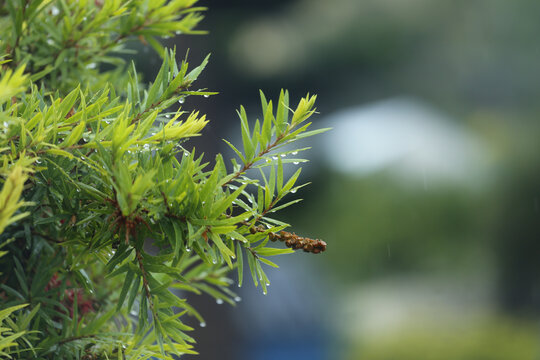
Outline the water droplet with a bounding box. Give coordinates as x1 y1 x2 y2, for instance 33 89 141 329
199 322 206 328
238 284 241 288
105 120 111 124
80 156 85 160
46 38 54 45
293 161 299 165
216 299 223 305
266 282 270 286
234 296 242 302
178 98 185 104
76 188 81 193
292 151 298 155
35 159 42 164
272 156 278 160
163 35 170 39
280 154 286 157
203 94 210 99
165 114 170 118
175 31 182 35
290 189 297 194
212 259 217 264
248 198 254 204
51 6 60 16
186 248 191 253
143 144 150 150
184 151 189 157
2 121 7 128
266 158 271 163
244 218 249 221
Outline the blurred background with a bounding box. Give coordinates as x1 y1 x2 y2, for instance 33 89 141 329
136 0 540 358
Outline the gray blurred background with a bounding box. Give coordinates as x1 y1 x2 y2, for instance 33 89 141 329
135 1 540 358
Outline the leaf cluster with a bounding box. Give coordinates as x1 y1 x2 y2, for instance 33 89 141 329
0 1 328 358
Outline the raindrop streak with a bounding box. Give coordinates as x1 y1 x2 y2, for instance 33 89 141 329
199 322 206 328
216 299 223 305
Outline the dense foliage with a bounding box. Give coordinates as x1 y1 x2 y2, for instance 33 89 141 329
0 0 327 358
